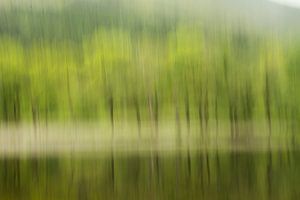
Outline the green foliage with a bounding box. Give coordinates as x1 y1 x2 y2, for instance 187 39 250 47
0 1 299 136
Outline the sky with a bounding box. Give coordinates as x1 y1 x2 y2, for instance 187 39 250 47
269 0 300 8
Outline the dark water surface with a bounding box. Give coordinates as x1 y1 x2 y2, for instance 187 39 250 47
0 150 299 200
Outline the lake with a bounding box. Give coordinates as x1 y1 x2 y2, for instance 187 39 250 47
0 149 299 200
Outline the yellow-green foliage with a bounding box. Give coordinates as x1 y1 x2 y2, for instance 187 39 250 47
0 22 297 129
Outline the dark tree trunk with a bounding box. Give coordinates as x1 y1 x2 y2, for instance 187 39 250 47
108 93 114 134
134 96 141 135
198 96 204 137
204 89 209 133
185 90 190 134
154 89 159 134
265 73 272 146
66 66 73 119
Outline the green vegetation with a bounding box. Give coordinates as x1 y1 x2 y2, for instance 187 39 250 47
0 0 299 141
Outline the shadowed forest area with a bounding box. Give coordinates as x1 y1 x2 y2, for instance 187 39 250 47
0 0 300 199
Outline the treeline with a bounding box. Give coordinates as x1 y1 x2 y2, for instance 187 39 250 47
0 3 300 137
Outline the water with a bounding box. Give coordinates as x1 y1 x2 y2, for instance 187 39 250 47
0 150 299 200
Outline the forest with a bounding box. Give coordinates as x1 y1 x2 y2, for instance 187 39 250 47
0 0 300 141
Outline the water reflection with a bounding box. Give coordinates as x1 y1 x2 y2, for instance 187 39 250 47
0 150 299 200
